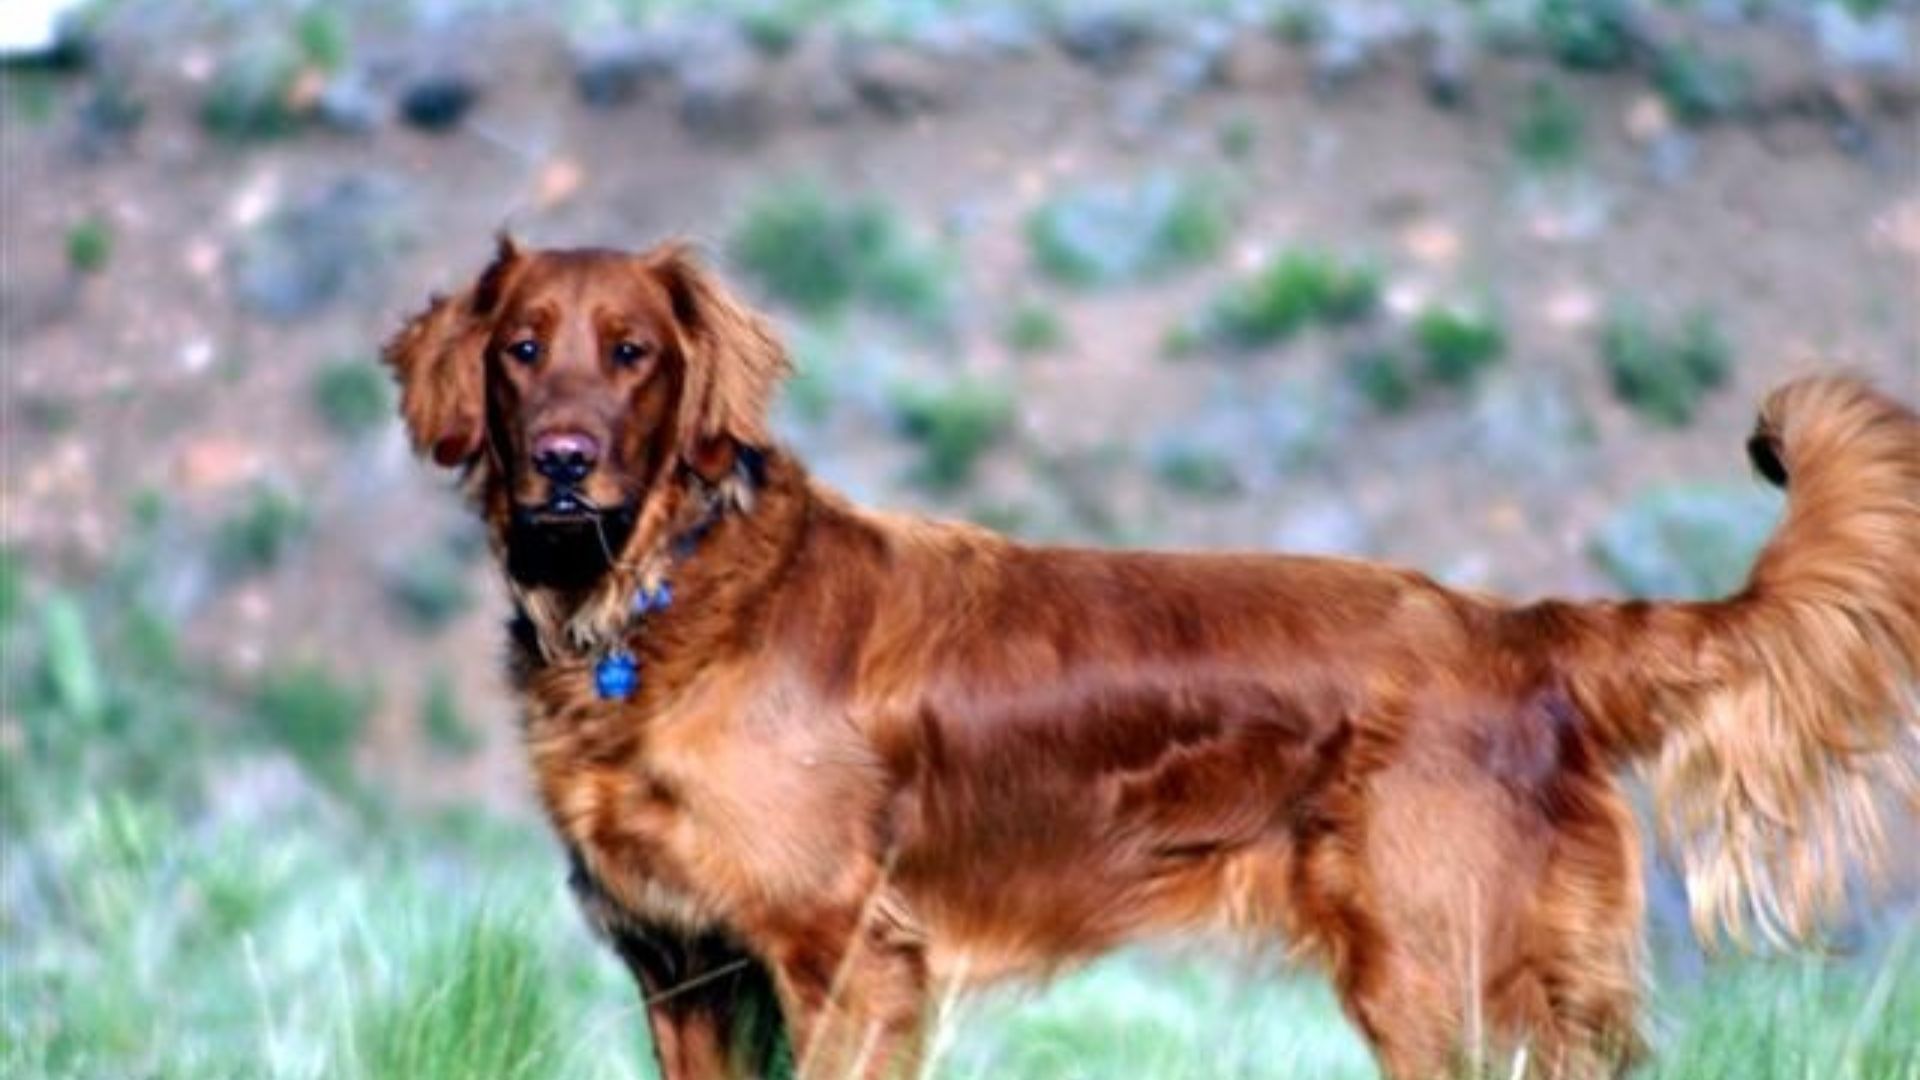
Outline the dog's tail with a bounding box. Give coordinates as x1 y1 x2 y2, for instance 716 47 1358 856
1531 376 1920 947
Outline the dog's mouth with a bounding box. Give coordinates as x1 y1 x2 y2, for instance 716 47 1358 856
507 493 638 589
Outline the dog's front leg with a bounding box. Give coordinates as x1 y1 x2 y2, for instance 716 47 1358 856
760 900 931 1080
610 927 787 1080
568 853 787 1078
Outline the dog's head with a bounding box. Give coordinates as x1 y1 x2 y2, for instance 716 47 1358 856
383 238 790 588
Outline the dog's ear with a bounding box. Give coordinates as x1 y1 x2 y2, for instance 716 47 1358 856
649 243 792 477
382 235 523 467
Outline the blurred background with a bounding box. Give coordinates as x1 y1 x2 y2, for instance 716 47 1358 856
2 0 1916 1076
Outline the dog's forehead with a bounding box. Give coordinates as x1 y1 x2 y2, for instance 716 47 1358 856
505 249 671 316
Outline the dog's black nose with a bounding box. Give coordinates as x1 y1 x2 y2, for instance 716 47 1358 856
532 431 599 485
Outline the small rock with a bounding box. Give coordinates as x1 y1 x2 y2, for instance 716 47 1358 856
789 33 857 122
314 71 382 134
398 72 478 133
846 43 949 118
1623 94 1673 143
1645 131 1697 185
177 436 262 493
229 176 401 320
1817 5 1910 72
572 34 672 108
1425 30 1474 109
676 37 767 141
533 157 584 209
1055 10 1155 74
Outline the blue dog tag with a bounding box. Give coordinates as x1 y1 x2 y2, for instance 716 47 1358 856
631 581 674 615
594 650 639 700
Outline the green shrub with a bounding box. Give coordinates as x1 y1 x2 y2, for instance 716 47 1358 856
1537 0 1635 72
1026 175 1229 288
1003 302 1066 356
1601 306 1731 426
730 186 952 327
215 485 308 576
1590 484 1779 600
66 216 112 275
891 379 1015 492
1343 347 1417 414
1653 45 1750 125
1512 80 1584 172
1414 306 1506 387
252 663 373 785
295 7 349 71
420 671 478 757
1151 445 1241 498
200 50 304 141
311 361 393 438
1201 251 1380 349
384 545 473 631
1218 115 1256 161
0 546 22 625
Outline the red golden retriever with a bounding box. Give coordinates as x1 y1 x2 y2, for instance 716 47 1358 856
383 237 1920 1079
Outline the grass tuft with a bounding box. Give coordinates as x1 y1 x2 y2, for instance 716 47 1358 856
1003 301 1067 356
1413 305 1505 388
730 186 953 328
1026 175 1229 288
1600 305 1730 426
1512 80 1584 173
1342 346 1417 415
215 484 309 576
66 216 113 275
351 919 568 1080
1197 250 1380 351
252 663 373 786
891 379 1015 492
312 361 394 439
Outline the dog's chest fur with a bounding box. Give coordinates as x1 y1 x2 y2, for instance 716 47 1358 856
513 639 887 942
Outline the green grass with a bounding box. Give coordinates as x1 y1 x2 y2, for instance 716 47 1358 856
383 542 475 631
1002 301 1067 356
1536 0 1635 72
891 378 1015 492
1414 305 1506 388
252 662 375 787
1512 79 1585 173
200 49 306 141
1601 306 1732 427
419 670 479 757
3 549 1917 1080
1193 250 1381 351
729 185 954 329
66 216 112 275
312 361 394 438
1026 174 1230 288
1653 44 1750 125
215 484 309 576
1151 444 1242 498
1343 346 1418 415
1589 483 1780 599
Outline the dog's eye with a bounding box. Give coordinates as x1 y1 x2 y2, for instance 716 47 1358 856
612 341 650 367
506 340 540 365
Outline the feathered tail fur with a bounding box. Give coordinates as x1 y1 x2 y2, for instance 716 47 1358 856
1548 376 1920 946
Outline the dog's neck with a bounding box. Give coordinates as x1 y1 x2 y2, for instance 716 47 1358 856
503 447 802 669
